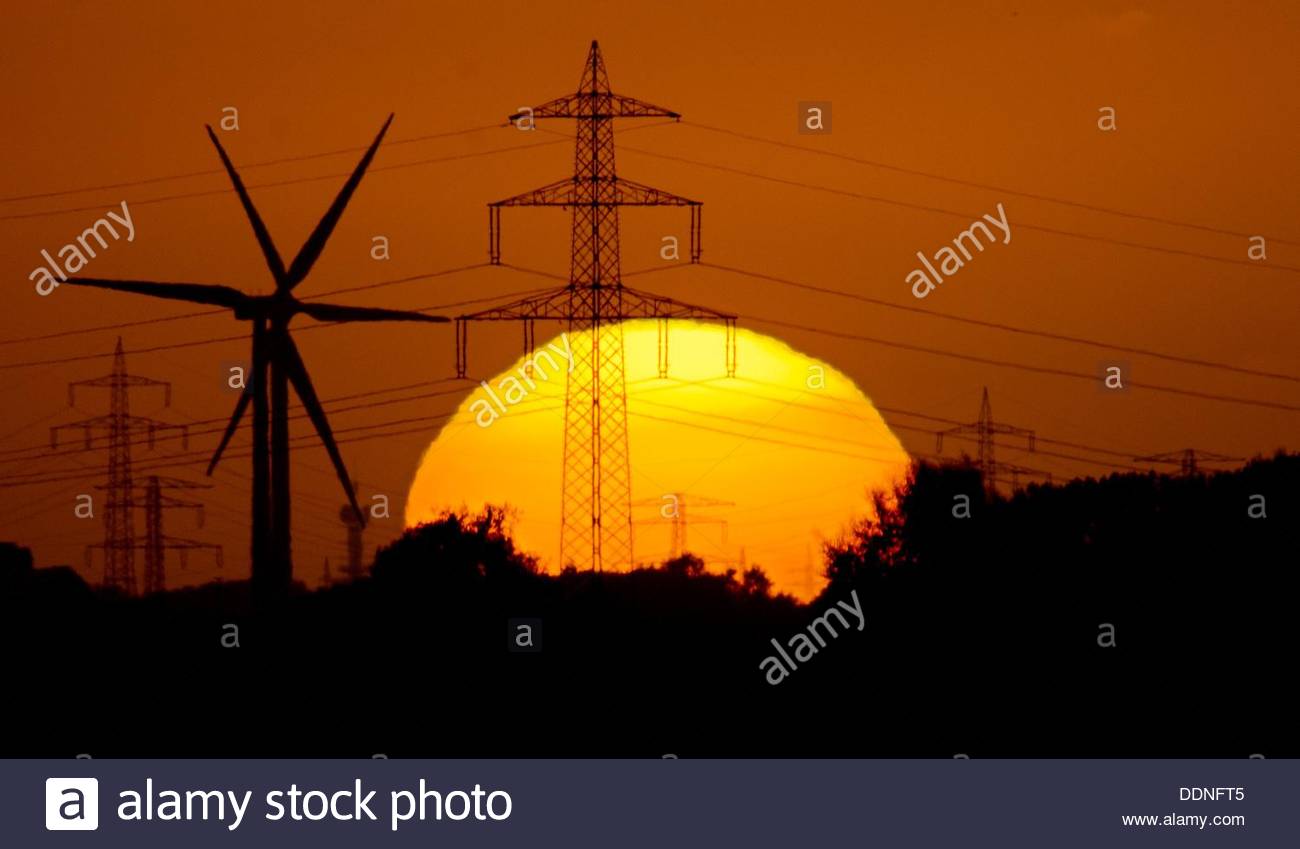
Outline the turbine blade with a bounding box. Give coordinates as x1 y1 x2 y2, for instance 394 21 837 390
206 389 251 475
280 334 365 526
297 301 449 323
65 277 248 308
284 114 395 290
206 125 288 286
207 324 266 474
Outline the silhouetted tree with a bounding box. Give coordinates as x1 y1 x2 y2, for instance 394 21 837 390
740 566 772 596
663 553 706 578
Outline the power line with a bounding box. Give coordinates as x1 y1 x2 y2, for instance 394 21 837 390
0 123 507 205
0 367 1175 502
616 142 1300 275
0 410 463 489
679 120 1300 248
0 284 546 370
0 381 475 466
0 263 500 347
699 376 1144 471
0 443 349 552
735 312 1300 414
0 119 674 223
701 262 1300 385
0 137 570 223
491 262 1300 416
628 410 931 464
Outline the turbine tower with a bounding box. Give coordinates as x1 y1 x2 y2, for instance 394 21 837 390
457 41 737 572
66 115 449 601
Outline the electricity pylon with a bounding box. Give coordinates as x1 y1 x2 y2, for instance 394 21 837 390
1134 448 1242 477
132 475 223 594
935 387 1045 496
633 492 733 560
338 500 365 581
50 338 186 595
455 41 737 572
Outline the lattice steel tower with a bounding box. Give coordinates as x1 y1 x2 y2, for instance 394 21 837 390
51 338 185 595
1133 448 1242 477
935 387 1043 496
632 492 733 560
134 475 222 594
339 498 365 581
457 41 736 571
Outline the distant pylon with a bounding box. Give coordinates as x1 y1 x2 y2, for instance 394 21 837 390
1134 448 1242 477
456 41 737 572
133 475 223 594
632 492 734 559
338 492 365 581
51 338 186 595
935 387 1046 496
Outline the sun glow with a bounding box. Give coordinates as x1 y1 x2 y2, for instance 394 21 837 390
405 320 911 600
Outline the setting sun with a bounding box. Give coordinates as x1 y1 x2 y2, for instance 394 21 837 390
406 319 912 599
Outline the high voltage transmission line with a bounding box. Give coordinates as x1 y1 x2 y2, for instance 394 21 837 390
696 263 1300 384
612 141 1300 276
0 329 1255 500
0 124 507 205
0 121 676 223
0 264 508 347
675 120 1300 249
731 312 1300 413
5 107 1291 250
0 281 539 362
0 138 570 223
0 352 1252 486
0 382 474 465
2 380 1163 493
7 262 1292 417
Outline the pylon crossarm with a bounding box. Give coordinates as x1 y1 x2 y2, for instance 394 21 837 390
491 176 700 208
603 177 698 206
459 288 575 321
513 93 679 121
459 286 733 322
51 415 183 439
490 178 577 207
618 286 735 320
1134 450 1241 465
69 374 171 390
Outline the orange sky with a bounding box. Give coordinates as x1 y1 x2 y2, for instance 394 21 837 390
2 1 1297 590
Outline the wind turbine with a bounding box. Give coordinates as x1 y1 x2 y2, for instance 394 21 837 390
66 114 448 600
